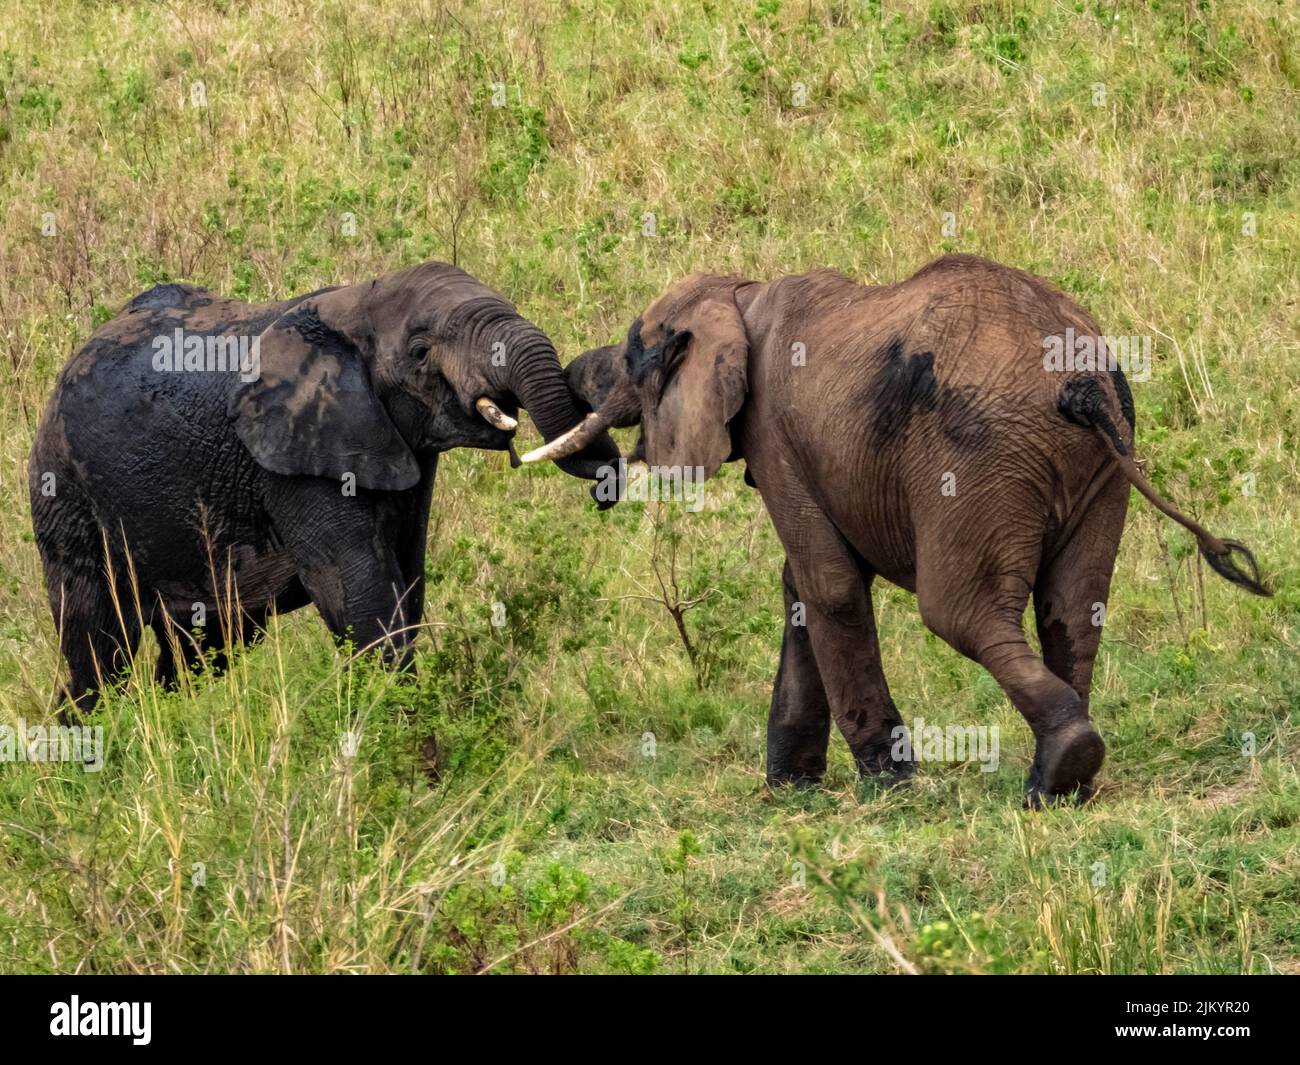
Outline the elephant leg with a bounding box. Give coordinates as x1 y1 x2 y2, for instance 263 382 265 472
1033 478 1129 706
301 560 412 664
50 566 141 723
154 601 280 687
383 455 437 656
294 545 413 665
265 477 417 667
152 622 177 688
766 559 832 787
768 503 908 781
152 613 203 688
917 534 1104 807
235 608 273 653
979 622 1103 807
36 482 141 719
206 610 273 674
1030 476 1128 799
382 462 440 778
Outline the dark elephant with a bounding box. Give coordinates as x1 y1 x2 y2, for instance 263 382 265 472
533 254 1269 805
29 261 619 717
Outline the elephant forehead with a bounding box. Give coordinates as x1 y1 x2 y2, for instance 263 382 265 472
570 344 624 398
626 313 687 378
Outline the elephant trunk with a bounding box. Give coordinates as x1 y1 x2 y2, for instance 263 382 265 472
519 346 640 465
498 321 619 481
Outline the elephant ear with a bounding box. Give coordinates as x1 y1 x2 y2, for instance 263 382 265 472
229 290 420 491
641 295 749 480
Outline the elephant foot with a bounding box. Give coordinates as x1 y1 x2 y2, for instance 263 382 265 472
856 740 915 788
765 770 824 790
873 764 915 789
1025 720 1104 809
765 734 828 790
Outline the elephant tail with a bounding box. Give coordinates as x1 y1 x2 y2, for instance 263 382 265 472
1056 377 1271 597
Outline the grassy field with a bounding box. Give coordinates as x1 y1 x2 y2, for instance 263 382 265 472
0 0 1297 974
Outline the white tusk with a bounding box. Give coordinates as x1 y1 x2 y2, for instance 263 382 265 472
519 411 611 463
475 397 518 432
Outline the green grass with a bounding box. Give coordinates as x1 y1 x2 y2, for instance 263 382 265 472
0 0 1297 973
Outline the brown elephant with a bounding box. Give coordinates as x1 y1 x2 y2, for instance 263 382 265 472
531 254 1269 805
29 262 619 718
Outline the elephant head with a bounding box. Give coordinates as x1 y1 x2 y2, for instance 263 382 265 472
230 261 620 490
523 273 752 481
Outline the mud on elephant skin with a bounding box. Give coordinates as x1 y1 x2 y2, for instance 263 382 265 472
29 261 620 719
538 254 1270 806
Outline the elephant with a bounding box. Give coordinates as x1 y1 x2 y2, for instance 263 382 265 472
531 254 1269 805
29 261 619 718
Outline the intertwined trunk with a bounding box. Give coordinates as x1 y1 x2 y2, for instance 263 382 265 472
498 320 619 480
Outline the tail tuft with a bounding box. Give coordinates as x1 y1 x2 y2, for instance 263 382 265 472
1201 538 1271 597
1058 378 1272 598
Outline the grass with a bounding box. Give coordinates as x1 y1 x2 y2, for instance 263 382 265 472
0 0 1297 973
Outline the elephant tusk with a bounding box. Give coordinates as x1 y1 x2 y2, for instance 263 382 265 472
519 411 611 463
475 396 518 432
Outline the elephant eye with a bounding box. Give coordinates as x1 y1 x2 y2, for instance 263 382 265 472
407 338 432 361
629 319 690 388
648 328 691 400
658 328 691 374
